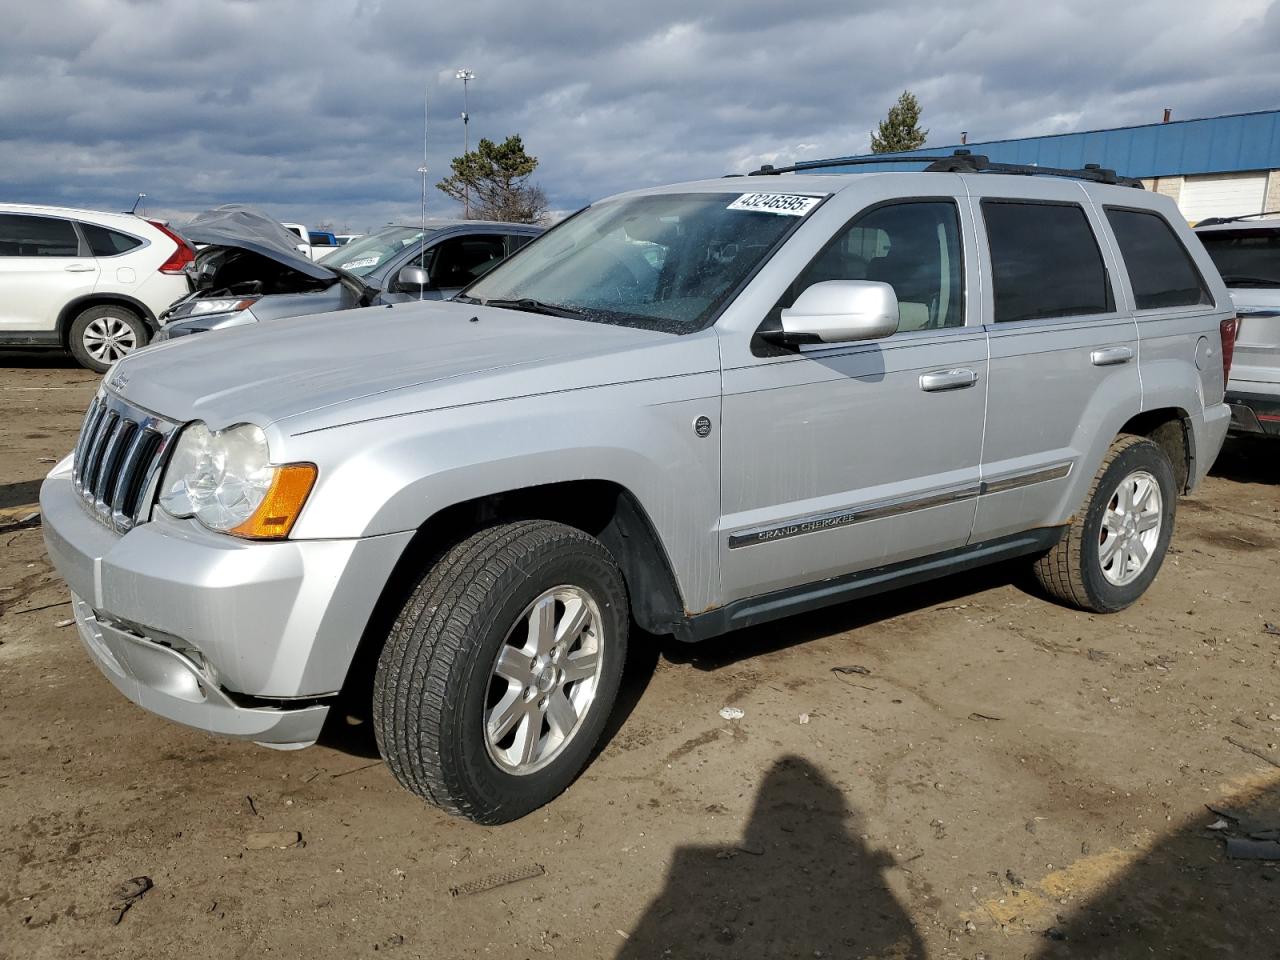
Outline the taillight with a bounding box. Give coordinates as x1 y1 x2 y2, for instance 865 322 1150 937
148 219 195 274
1220 315 1239 386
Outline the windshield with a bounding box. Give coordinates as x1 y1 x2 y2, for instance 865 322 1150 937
463 191 825 332
319 225 438 277
1198 229 1280 287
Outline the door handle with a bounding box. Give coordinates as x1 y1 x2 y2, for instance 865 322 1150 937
64 264 96 273
919 368 978 392
1090 346 1134 366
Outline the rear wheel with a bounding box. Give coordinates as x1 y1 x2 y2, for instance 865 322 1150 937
372 520 628 824
69 305 149 373
1034 435 1177 612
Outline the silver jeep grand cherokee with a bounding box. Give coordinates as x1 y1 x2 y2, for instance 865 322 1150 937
42 155 1234 823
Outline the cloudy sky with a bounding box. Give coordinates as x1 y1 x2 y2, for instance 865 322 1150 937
2 0 1278 231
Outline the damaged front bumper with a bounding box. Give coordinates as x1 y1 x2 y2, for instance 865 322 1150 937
40 461 412 749
69 593 329 747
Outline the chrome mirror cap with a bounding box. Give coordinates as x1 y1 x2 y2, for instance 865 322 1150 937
779 280 900 344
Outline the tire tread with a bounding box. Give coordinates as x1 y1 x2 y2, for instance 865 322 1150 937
372 519 619 822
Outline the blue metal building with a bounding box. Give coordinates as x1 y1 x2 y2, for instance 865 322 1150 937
818 109 1280 221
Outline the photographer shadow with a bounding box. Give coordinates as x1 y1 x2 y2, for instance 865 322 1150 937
617 755 925 960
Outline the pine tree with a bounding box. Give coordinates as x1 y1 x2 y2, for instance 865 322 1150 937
870 91 928 154
436 135 549 223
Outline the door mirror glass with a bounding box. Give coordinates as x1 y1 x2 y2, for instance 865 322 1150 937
777 280 899 344
397 264 430 292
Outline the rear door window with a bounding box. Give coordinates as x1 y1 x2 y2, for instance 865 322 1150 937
1105 208 1212 309
80 222 143 257
0 214 80 257
982 200 1114 322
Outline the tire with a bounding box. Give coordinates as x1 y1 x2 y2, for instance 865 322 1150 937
68 304 149 373
1034 435 1177 613
373 520 629 824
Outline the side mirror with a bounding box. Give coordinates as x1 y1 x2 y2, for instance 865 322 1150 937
397 265 430 292
773 280 899 345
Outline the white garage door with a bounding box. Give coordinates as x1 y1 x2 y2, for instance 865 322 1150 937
1179 172 1267 222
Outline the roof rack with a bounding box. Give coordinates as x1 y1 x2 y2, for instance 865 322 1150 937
1193 210 1280 227
745 150 1144 188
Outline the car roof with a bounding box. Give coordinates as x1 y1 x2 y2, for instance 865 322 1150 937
388 218 543 231
608 171 1154 204
0 201 156 230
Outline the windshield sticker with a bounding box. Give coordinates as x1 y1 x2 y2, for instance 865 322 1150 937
340 256 380 270
727 193 823 216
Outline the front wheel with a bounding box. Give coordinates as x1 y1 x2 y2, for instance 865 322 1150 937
1034 435 1177 613
372 520 629 824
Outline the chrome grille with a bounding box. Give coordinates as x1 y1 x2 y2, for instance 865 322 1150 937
72 393 177 533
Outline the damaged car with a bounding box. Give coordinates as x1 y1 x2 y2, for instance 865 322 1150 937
157 205 541 339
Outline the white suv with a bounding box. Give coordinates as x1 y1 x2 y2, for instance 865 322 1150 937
0 203 193 372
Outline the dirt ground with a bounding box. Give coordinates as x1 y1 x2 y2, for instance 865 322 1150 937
2 349 1278 960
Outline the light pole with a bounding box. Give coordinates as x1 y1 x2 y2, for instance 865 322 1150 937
419 82 430 251
455 68 475 218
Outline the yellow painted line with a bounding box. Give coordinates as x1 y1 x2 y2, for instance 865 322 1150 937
967 771 1280 929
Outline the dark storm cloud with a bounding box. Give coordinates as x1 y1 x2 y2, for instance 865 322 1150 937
0 0 1276 229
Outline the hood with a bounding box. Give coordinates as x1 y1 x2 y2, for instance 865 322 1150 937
179 204 336 282
109 300 718 432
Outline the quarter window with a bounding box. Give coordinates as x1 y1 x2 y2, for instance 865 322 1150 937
1106 209 1212 309
982 201 1113 322
0 214 80 257
780 200 964 330
80 222 143 257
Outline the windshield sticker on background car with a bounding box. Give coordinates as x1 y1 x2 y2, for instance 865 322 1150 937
726 193 823 216
340 256 380 270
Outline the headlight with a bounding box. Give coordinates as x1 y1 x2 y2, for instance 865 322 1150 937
169 297 259 320
157 422 316 539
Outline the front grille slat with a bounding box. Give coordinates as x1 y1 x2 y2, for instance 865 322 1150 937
82 412 119 502
69 393 178 535
112 428 162 528
72 398 106 493
92 416 128 510
96 420 137 512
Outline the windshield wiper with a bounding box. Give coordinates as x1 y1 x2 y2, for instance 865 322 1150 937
1220 275 1280 287
483 297 585 319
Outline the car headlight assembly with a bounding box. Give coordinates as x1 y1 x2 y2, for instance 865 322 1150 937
157 422 316 539
168 297 259 320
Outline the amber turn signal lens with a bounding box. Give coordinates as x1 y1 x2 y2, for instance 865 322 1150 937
230 463 317 540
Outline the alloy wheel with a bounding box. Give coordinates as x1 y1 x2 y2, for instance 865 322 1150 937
483 585 605 775
1098 469 1163 586
82 315 139 363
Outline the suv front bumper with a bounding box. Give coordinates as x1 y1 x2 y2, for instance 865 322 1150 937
1226 389 1280 438
40 465 412 748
